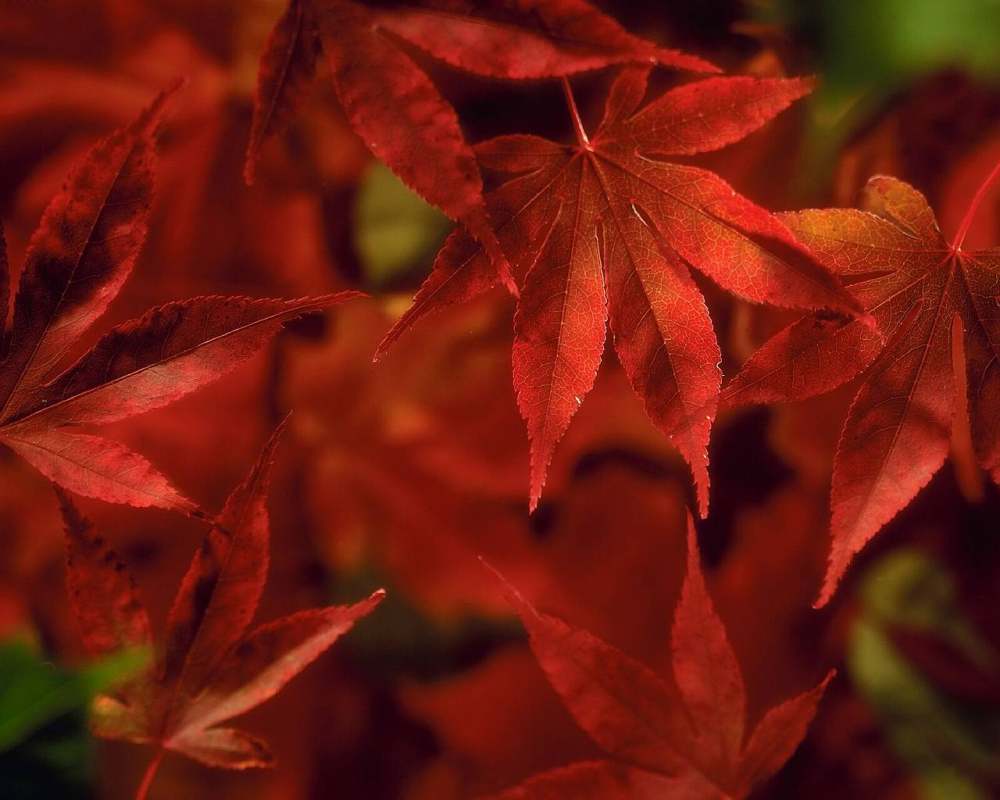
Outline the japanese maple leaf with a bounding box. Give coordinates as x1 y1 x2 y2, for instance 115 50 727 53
0 84 360 513
245 0 716 291
377 66 862 513
62 424 385 799
488 517 834 799
369 0 717 80
723 168 1000 605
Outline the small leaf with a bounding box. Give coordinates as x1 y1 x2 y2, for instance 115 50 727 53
61 430 385 795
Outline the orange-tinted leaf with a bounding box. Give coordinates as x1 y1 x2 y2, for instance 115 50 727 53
732 171 1000 604
169 726 275 769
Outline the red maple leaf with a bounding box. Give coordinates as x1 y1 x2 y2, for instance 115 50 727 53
723 167 1000 605
245 0 717 292
487 516 833 799
370 0 717 80
63 423 384 799
377 65 861 513
0 84 360 512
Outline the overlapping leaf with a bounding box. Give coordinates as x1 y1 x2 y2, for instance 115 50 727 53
246 0 718 291
63 426 384 792
724 169 1000 605
247 0 715 175
372 0 717 80
378 66 861 512
489 516 833 798
0 86 360 512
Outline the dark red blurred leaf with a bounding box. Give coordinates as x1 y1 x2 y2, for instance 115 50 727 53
491 516 834 798
0 86 361 512
63 425 384 791
62 488 152 657
374 0 718 79
491 760 678 799
244 0 323 186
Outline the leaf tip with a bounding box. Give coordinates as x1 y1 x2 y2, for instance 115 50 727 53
526 447 551 515
814 548 850 608
790 73 818 99
141 76 186 133
243 159 259 188
654 47 722 75
371 336 393 364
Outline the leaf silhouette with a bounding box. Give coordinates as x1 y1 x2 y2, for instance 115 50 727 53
379 66 860 513
62 424 384 797
724 168 1000 605
488 516 833 798
0 86 361 512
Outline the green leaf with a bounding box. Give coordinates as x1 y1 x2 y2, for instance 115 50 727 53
757 0 1000 195
354 162 451 289
859 550 996 671
848 552 1000 799
0 635 148 752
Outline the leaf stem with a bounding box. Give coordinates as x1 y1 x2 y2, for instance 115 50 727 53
561 78 590 149
950 313 984 502
135 748 165 800
952 158 1000 251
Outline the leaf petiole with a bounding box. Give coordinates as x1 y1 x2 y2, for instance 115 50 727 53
560 78 590 149
134 748 165 800
952 158 1000 252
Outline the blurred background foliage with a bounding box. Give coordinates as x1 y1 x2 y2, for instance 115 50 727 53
849 551 1000 799
2 1 1000 798
751 0 1000 195
0 634 146 799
